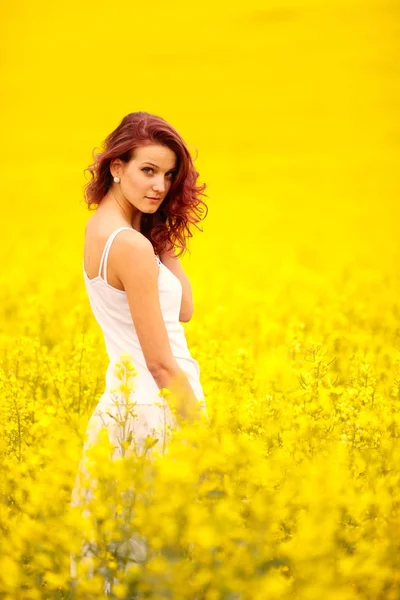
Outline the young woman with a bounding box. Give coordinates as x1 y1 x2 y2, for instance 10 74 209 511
78 111 208 460
70 112 208 585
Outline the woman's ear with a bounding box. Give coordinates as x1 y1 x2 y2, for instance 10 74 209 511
110 158 122 178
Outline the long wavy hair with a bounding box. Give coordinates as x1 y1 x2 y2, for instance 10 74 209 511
83 112 208 258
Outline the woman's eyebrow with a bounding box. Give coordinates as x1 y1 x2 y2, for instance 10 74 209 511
141 161 177 170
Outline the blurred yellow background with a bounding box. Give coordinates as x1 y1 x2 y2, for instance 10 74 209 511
2 0 398 279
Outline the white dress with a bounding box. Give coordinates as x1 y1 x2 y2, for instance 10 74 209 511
70 226 206 584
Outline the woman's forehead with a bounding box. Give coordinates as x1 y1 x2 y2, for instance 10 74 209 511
135 144 176 164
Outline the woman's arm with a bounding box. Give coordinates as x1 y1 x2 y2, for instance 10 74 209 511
159 247 194 322
114 232 201 423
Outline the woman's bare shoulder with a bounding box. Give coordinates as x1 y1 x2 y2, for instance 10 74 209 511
83 214 153 283
85 214 149 248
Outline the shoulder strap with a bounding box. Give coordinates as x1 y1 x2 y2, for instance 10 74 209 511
98 227 135 283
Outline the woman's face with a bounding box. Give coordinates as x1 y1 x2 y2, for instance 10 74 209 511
112 143 177 213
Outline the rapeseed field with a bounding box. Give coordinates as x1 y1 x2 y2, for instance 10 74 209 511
1 0 399 598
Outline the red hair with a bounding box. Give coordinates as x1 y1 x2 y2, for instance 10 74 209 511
83 112 208 257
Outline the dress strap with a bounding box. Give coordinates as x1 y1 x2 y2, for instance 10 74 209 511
98 227 135 284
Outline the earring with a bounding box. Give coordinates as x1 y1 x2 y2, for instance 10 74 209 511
113 176 120 183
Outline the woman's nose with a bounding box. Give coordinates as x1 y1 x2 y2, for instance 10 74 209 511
152 175 166 192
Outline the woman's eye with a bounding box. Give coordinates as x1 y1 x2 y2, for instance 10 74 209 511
142 167 175 179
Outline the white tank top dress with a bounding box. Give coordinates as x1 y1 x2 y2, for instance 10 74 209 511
70 227 207 584
77 226 206 458
85 227 205 403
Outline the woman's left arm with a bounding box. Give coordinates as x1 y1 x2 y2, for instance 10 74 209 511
159 247 194 322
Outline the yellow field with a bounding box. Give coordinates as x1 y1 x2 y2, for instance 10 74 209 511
1 0 399 598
